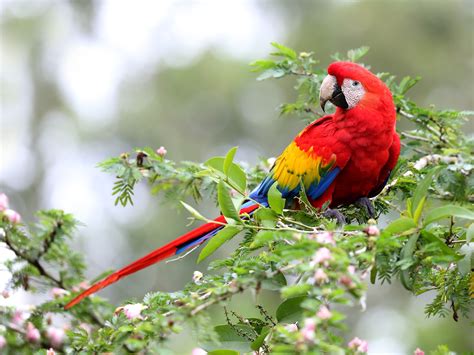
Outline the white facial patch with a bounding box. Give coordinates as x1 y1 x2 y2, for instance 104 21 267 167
341 78 366 109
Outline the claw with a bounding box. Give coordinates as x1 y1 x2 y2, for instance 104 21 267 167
356 197 375 218
323 208 346 225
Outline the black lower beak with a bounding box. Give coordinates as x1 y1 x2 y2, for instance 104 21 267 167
330 85 349 110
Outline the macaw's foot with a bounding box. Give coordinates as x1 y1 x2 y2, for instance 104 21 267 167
356 197 375 218
323 208 346 225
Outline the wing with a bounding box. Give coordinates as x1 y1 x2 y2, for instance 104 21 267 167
250 116 348 205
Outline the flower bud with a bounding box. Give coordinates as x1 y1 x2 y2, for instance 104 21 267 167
26 322 41 343
414 348 425 355
314 268 328 284
284 323 298 332
156 146 167 157
4 209 21 224
47 349 56 355
365 225 380 236
312 248 332 266
51 288 69 299
348 336 368 353
46 326 65 348
300 318 316 342
316 305 332 320
193 271 203 284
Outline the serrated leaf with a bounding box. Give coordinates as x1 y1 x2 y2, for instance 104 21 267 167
423 205 474 226
268 182 285 214
197 226 241 263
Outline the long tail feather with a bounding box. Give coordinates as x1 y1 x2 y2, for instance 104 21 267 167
64 202 259 309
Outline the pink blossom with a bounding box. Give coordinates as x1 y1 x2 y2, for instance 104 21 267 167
312 247 333 266
300 318 316 342
348 337 368 353
191 348 207 355
365 225 380 236
156 146 167 157
316 232 335 245
314 268 328 284
72 281 90 292
0 193 8 211
26 322 41 343
123 303 146 320
0 335 6 349
11 310 25 326
46 326 65 348
47 349 56 355
339 275 355 288
51 288 69 298
347 265 356 274
316 305 332 320
2 290 10 298
4 209 21 224
414 348 425 355
284 323 298 332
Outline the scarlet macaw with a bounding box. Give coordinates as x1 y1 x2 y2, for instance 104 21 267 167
65 61 400 309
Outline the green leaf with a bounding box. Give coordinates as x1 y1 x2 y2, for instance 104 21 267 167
268 182 285 214
249 59 276 72
197 226 241 263
253 208 278 228
423 205 474 226
203 325 254 352
347 46 370 62
256 68 287 81
370 265 377 284
180 201 208 222
400 233 419 290
383 217 417 235
223 146 238 176
204 157 247 194
217 181 241 223
276 296 307 323
411 167 440 216
208 351 240 355
261 271 287 291
413 196 426 224
251 326 270 351
270 42 297 59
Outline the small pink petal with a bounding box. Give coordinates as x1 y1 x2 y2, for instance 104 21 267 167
366 225 380 236
46 326 65 348
316 305 332 320
316 232 335 245
156 146 167 157
191 348 207 355
4 209 21 224
414 348 425 355
123 303 146 320
314 268 328 284
26 322 41 343
47 349 56 355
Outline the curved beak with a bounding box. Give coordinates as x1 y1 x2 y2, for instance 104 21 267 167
319 74 349 112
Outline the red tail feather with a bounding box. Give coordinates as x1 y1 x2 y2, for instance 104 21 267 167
64 203 258 309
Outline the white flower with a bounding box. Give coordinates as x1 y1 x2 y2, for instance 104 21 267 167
193 271 203 284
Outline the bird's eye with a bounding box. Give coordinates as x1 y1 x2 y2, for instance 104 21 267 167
352 81 360 87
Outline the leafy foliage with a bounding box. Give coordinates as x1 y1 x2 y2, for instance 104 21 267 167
0 44 472 354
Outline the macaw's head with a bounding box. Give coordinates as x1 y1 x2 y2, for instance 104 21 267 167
319 61 393 113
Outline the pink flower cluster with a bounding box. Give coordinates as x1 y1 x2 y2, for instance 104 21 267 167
300 318 316 342
0 193 21 224
116 303 147 320
312 247 333 266
348 336 368 353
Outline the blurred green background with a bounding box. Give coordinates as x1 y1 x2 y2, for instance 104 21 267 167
1 0 473 353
